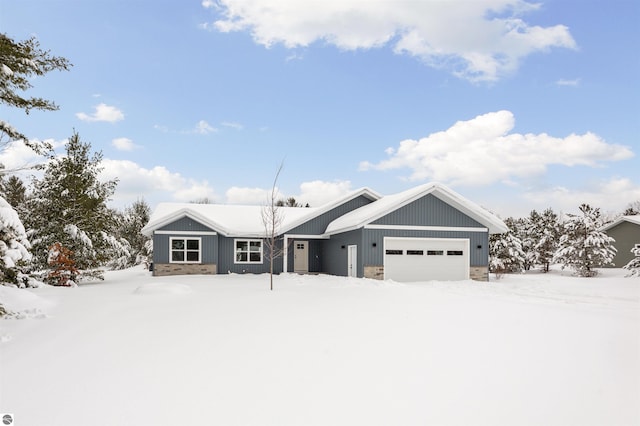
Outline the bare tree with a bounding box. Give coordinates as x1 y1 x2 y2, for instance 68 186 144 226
261 162 287 291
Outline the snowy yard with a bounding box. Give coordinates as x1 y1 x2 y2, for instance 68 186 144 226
1 268 639 426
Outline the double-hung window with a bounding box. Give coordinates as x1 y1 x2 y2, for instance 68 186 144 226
235 239 263 263
170 237 201 263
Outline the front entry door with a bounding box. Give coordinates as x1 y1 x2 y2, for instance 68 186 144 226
347 245 357 277
294 241 309 273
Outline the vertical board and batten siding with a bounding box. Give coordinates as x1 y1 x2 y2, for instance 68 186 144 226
286 240 323 273
217 235 284 274
362 229 488 267
372 193 485 228
365 193 489 268
153 216 218 264
286 195 376 235
283 194 374 273
322 230 363 277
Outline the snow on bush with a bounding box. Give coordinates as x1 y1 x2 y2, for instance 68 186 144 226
623 245 640 277
554 204 616 277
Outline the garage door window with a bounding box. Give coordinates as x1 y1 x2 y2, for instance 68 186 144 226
427 250 444 255
386 249 403 255
447 250 464 256
407 250 424 255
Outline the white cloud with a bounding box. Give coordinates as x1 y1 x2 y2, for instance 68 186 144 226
111 137 138 151
0 138 65 175
522 177 640 216
100 159 218 207
76 103 124 123
154 124 169 133
360 110 634 186
193 120 218 135
556 78 580 86
224 180 354 207
202 0 576 82
225 186 283 205
296 180 353 207
221 121 244 130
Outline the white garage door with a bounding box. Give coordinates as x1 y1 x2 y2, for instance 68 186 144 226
384 237 470 282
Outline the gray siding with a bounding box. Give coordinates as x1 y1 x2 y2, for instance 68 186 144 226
373 193 484 228
323 230 363 276
159 216 215 232
153 216 218 264
362 229 489 267
153 234 218 264
606 221 640 267
287 195 375 235
286 239 323 273
217 236 283 274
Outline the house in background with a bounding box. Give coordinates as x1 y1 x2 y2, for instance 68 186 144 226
600 216 640 267
141 183 508 282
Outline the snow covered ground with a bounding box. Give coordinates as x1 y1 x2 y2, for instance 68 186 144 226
1 268 638 426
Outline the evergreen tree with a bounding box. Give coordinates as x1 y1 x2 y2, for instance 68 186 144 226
0 195 32 284
115 199 152 267
1 33 71 154
27 131 129 282
553 204 616 277
489 217 525 276
530 208 560 272
623 201 640 216
623 245 640 277
0 174 28 217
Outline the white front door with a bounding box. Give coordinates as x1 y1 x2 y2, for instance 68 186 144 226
294 241 308 273
347 245 358 277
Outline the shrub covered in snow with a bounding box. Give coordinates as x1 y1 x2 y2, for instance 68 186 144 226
623 245 640 277
0 195 32 283
554 204 616 277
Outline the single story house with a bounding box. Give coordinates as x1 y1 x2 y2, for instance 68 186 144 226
600 215 640 267
141 183 508 282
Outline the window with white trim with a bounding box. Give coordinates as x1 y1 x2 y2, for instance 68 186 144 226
235 239 263 263
170 237 201 263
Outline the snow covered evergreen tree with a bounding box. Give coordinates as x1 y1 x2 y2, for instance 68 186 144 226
489 217 525 276
27 132 129 282
114 199 151 267
530 208 561 272
0 173 28 218
553 204 616 277
623 245 640 277
1 33 71 154
0 195 31 282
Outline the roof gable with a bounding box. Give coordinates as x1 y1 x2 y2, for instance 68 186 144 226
325 183 508 235
141 188 381 237
600 215 640 232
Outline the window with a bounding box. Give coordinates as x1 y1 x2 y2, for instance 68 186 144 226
447 250 464 256
427 250 444 256
170 237 201 263
407 250 424 255
385 249 403 255
235 239 263 263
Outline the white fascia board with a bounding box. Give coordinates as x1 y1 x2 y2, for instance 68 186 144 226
365 224 488 233
284 233 330 240
600 216 640 232
154 230 218 236
279 187 381 234
142 209 229 237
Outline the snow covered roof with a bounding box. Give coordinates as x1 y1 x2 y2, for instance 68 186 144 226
325 182 509 235
141 188 381 237
599 215 640 232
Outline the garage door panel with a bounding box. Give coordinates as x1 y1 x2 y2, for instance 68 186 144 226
384 237 469 282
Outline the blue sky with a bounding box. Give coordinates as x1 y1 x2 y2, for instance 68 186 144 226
1 0 638 218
